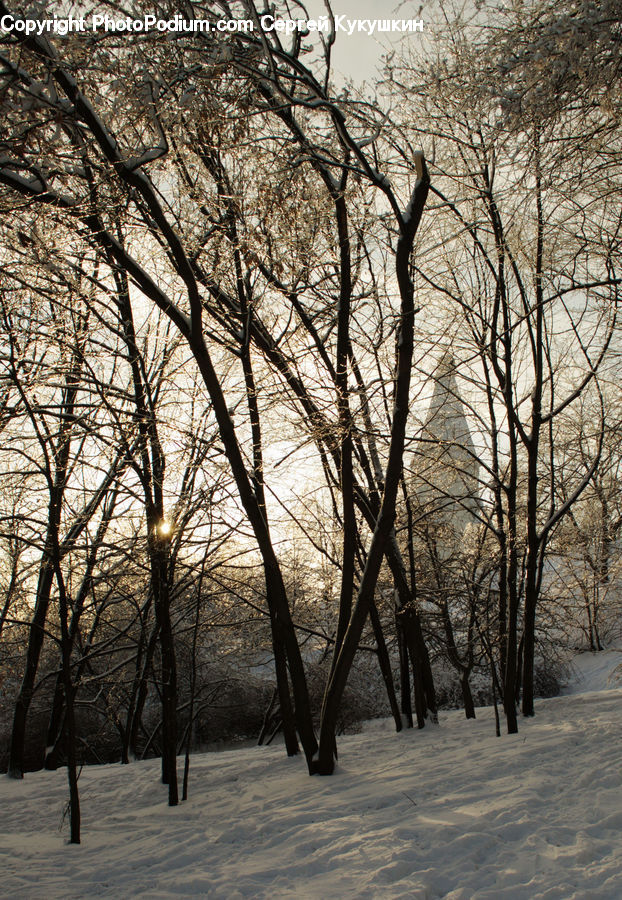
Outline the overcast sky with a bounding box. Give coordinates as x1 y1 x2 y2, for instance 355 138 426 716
301 0 432 87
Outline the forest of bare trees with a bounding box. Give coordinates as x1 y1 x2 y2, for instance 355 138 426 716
1 0 620 844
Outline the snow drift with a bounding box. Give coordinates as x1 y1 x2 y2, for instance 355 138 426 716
1 651 621 899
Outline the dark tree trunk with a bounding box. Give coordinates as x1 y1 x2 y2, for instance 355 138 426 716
43 678 66 771
191 336 318 769
44 502 115 770
521 140 544 720
151 544 178 806
396 601 413 728
8 560 55 777
503 484 519 734
240 327 299 759
461 671 476 720
329 189 357 682
257 687 279 746
387 533 437 725
516 634 524 706
51 551 80 843
522 574 537 717
273 632 299 756
411 645 428 730
369 600 402 732
491 665 501 738
125 621 159 763
313 160 429 774
7 335 87 778
63 683 81 844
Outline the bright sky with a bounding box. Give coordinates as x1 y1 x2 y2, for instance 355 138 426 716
303 0 432 86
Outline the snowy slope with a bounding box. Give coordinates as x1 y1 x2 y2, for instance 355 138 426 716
1 655 622 899
561 649 622 695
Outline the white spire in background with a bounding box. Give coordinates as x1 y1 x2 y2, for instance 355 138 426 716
417 353 481 541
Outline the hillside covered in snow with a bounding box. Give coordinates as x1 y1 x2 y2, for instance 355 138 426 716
1 651 621 899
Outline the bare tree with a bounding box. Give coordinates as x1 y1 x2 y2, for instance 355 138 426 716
390 0 621 729
0 2 432 774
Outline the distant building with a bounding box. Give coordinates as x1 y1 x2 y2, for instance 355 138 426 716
414 353 481 545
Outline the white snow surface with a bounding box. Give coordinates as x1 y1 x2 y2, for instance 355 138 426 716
561 648 622 695
2 652 622 899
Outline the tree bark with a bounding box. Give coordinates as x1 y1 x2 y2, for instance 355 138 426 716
313 159 429 774
461 671 476 720
369 600 402 732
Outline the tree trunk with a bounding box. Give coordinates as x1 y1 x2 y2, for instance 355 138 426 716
369 600 402 732
522 574 538 717
313 161 429 774
503 486 519 734
396 600 413 728
52 550 80 843
43 678 66 771
125 621 159 763
387 533 437 724
8 561 55 777
63 684 81 844
192 338 318 769
461 671 476 720
151 544 178 806
272 633 299 756
44 507 115 770
257 687 279 746
521 138 544 720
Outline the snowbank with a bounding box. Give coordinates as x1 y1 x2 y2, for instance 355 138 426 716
561 648 622 695
1 658 621 898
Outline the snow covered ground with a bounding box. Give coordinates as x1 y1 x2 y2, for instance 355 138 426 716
2 651 622 899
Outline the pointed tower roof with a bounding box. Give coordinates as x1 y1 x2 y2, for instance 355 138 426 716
424 352 476 454
416 352 481 537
